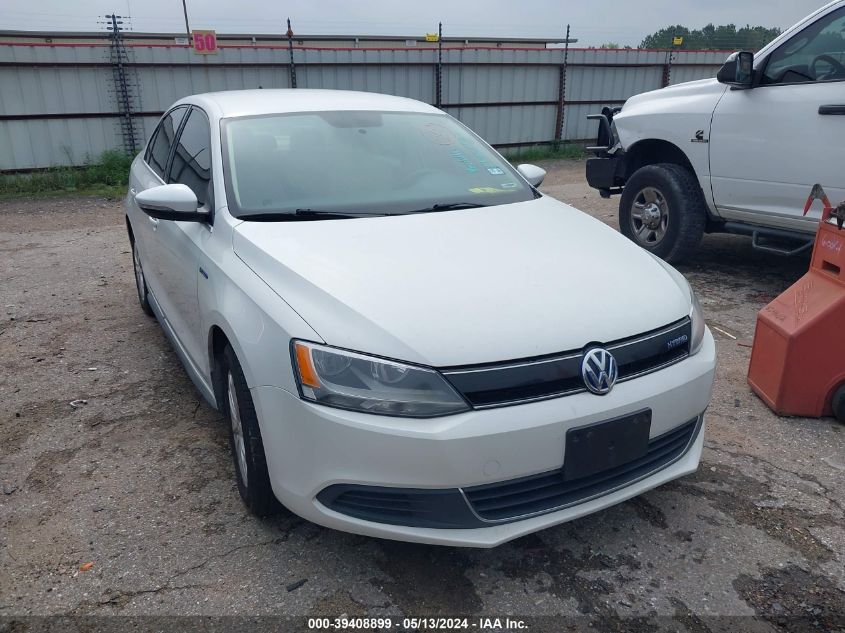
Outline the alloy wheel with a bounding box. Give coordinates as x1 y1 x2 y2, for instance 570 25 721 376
227 372 249 487
132 243 146 303
631 187 669 245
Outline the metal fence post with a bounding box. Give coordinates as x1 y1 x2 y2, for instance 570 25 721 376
662 49 673 87
436 22 443 108
287 18 297 89
554 24 570 144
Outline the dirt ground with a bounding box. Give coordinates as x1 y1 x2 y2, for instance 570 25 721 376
1 160 843 631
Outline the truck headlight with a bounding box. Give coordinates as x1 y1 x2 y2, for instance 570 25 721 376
292 340 470 418
690 287 705 355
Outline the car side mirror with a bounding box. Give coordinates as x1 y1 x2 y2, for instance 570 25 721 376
517 163 547 187
717 51 754 88
134 184 207 222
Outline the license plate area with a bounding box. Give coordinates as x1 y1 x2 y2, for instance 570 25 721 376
563 409 651 481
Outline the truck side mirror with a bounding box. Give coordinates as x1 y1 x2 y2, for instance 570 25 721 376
717 51 754 88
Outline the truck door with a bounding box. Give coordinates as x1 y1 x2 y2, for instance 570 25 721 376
710 5 845 233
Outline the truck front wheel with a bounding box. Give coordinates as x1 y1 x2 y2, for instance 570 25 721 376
619 163 706 263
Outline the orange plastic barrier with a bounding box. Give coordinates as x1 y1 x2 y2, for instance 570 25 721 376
747 185 845 422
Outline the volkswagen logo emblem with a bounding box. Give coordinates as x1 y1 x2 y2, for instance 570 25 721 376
581 348 618 395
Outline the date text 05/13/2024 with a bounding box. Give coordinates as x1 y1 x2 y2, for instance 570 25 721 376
306 616 528 630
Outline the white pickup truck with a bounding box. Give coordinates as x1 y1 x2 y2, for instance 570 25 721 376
586 0 845 262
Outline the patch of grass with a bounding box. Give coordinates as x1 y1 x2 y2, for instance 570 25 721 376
0 150 132 200
504 143 586 163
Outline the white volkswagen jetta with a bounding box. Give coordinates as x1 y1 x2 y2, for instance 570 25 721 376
126 89 715 547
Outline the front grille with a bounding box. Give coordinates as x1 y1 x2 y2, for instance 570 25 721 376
463 416 700 522
443 318 691 408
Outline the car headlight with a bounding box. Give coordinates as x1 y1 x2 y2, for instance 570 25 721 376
292 340 470 418
689 286 705 355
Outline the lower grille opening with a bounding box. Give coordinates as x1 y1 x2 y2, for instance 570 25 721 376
316 485 482 529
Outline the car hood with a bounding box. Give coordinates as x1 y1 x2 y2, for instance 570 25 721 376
232 197 690 367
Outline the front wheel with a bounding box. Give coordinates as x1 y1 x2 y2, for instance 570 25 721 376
619 163 707 264
222 345 280 516
131 240 154 317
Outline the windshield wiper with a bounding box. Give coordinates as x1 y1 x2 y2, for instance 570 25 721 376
295 208 384 219
237 209 383 221
410 202 488 214
238 203 487 221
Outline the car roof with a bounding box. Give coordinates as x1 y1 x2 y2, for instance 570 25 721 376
176 89 442 119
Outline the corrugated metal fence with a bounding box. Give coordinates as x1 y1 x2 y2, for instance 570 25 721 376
0 41 731 171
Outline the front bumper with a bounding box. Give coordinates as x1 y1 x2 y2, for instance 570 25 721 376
586 154 626 195
251 329 715 547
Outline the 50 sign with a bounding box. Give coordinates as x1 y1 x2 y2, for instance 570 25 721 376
192 30 218 54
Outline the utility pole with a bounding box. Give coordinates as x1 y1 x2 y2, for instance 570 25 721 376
286 18 297 88
181 0 191 39
105 13 139 154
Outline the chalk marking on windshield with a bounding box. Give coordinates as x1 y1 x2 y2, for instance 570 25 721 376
469 187 510 194
420 122 456 145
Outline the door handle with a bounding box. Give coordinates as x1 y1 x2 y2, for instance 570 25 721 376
130 187 137 196
149 216 159 228
818 104 845 115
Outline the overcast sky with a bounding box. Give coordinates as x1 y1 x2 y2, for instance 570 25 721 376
1 0 830 46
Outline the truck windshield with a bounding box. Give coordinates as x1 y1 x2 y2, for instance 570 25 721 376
221 110 535 219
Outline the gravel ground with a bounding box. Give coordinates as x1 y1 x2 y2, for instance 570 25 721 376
1 160 843 631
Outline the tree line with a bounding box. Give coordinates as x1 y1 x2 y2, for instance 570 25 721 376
641 24 781 50
599 23 783 51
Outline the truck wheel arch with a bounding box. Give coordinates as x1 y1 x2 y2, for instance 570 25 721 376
624 139 695 181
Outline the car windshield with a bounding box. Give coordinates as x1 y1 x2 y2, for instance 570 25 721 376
221 110 535 218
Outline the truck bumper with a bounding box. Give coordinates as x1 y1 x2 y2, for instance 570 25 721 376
586 154 626 197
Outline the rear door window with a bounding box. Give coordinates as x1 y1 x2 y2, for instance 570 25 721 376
146 106 188 179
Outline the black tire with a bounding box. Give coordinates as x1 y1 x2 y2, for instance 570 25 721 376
221 345 279 516
619 163 707 264
131 239 154 317
832 384 845 424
